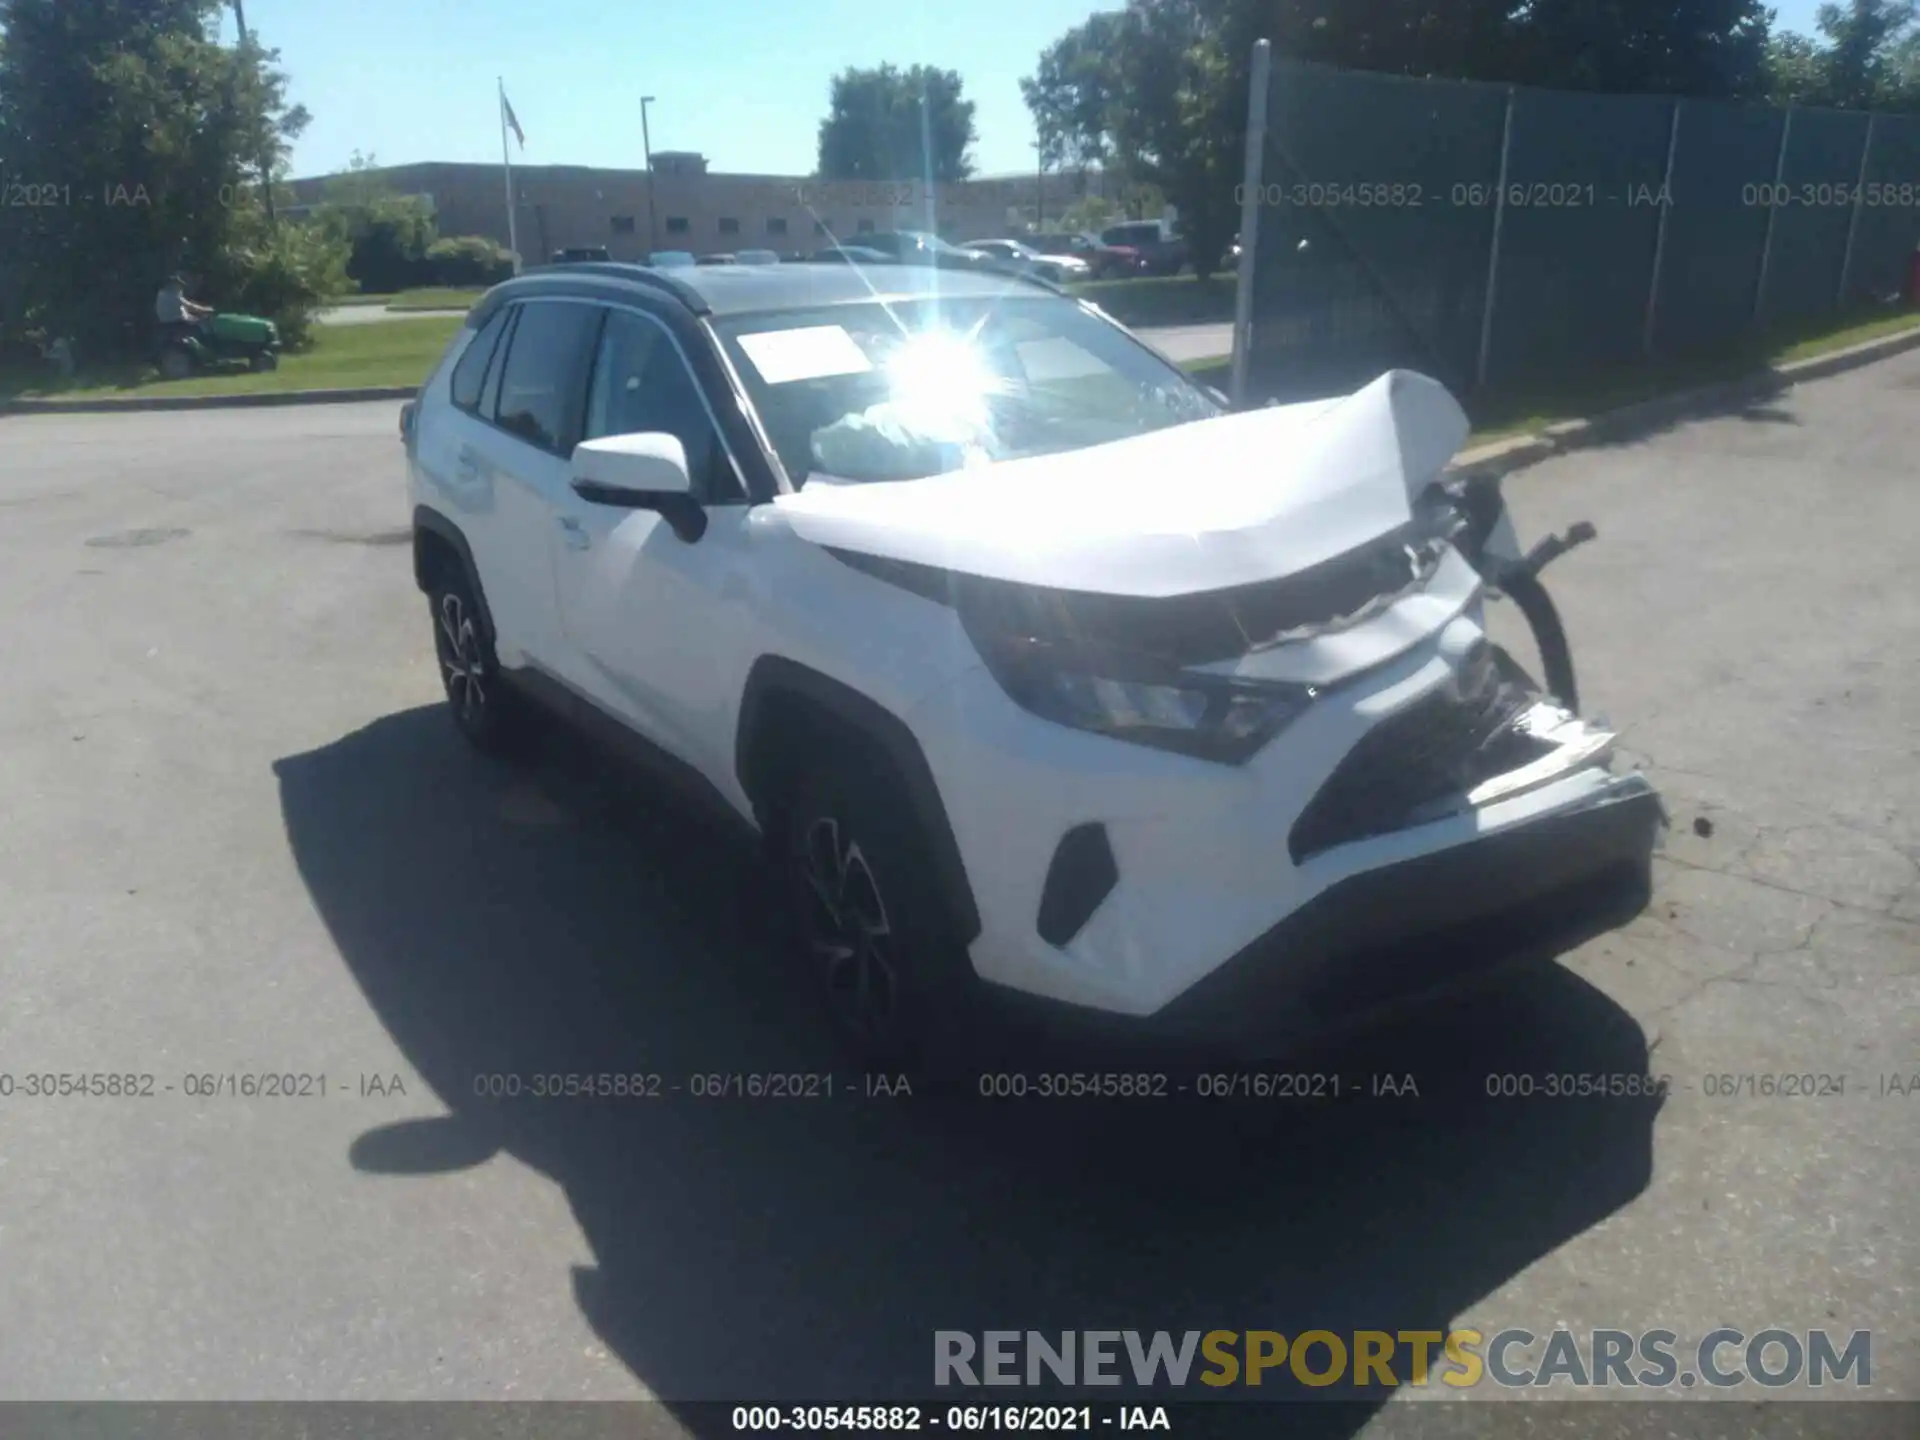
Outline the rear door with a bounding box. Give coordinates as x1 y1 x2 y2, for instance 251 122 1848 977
415 306 527 649
546 304 756 781
459 298 604 668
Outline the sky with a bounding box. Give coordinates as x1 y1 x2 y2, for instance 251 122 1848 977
235 0 1832 183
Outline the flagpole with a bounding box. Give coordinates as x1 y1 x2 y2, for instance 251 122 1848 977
499 77 522 274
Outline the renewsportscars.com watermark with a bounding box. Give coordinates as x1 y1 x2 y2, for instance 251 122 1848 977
934 1329 1873 1391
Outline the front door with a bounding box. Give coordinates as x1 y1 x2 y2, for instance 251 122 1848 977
548 305 756 779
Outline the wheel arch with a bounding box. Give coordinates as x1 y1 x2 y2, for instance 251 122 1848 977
736 656 981 944
411 506 496 645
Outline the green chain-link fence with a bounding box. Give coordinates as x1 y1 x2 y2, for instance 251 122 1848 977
1238 54 1920 402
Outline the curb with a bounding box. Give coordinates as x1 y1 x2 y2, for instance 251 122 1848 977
1449 320 1920 480
2 385 417 416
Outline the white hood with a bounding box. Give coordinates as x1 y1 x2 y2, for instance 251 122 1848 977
772 369 1470 598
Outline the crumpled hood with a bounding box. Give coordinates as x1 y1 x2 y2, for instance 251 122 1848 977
772 369 1469 598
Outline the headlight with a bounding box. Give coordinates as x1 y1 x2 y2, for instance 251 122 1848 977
977 634 1317 764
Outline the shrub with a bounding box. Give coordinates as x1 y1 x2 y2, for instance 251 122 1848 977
313 194 438 295
205 219 351 350
424 235 516 288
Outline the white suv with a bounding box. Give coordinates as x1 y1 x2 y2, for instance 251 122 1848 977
401 261 1663 1069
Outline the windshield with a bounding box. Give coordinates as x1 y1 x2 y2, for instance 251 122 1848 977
717 296 1224 487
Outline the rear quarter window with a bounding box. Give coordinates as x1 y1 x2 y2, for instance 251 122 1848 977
449 308 511 412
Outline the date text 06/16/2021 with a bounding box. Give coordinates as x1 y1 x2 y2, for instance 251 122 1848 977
729 1406 1171 1433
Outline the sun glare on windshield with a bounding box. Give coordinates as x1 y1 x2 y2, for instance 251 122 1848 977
880 328 1000 442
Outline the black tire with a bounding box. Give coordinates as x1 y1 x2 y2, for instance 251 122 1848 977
781 752 987 1078
427 572 532 759
249 351 279 373
158 347 194 381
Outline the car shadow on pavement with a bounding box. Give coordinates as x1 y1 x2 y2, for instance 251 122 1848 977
275 706 1663 1434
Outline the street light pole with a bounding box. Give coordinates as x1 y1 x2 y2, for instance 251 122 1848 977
1035 142 1044 233
231 0 278 229
640 96 660 257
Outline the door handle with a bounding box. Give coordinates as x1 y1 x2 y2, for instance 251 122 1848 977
454 446 482 482
556 516 591 551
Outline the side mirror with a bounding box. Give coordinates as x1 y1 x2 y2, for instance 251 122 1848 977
570 433 706 542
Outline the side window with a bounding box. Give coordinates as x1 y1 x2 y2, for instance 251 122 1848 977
449 308 510 413
583 308 739 502
492 301 602 455
478 308 518 421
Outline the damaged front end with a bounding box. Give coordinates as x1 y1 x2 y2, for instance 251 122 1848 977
807 367 1632 837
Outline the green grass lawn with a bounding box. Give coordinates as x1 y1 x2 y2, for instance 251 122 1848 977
325 293 398 308
384 287 487 312
1 314 464 402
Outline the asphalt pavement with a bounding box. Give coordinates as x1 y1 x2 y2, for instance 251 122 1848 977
0 359 1914 1425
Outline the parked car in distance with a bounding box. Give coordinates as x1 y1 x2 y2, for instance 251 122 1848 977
960 238 1089 285
859 230 991 269
400 259 1663 1075
1029 231 1141 279
736 249 782 265
1101 220 1188 276
647 251 697 268
552 246 613 264
809 245 895 265
697 253 740 266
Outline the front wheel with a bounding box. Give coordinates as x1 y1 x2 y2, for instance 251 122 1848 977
249 351 279 373
781 756 986 1075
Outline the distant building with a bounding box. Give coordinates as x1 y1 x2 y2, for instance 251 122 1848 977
284 158 1132 261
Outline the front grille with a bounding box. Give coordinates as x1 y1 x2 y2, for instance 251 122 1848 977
1289 659 1550 862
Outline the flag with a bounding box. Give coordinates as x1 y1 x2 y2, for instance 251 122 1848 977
502 91 526 150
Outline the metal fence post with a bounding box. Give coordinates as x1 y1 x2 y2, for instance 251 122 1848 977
1643 99 1683 356
1838 113 1876 308
1753 107 1794 324
1230 39 1273 408
1474 87 1517 390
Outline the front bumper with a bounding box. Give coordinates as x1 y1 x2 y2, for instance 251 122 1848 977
1145 773 1662 1053
969 773 1663 1059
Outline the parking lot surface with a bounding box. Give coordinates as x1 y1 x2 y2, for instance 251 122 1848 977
0 356 1914 1429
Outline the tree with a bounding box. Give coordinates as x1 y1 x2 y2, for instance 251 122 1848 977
1507 0 1775 98
1767 0 1920 107
0 0 317 356
1019 0 1252 278
1766 31 1829 103
817 64 977 183
313 151 439 292
1022 13 1128 173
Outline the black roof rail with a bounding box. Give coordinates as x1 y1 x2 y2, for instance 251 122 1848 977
492 261 712 315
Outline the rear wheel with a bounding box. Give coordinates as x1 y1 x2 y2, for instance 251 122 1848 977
781 753 986 1077
158 347 193 381
427 573 531 759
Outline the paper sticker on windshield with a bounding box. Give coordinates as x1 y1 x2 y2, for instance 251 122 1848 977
737 325 874 385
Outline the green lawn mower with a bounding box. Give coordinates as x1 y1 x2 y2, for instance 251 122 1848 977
156 312 282 380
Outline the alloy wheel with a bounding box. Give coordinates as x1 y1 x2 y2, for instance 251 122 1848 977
795 815 900 1044
434 592 487 726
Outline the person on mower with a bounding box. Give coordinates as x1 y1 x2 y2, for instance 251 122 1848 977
155 274 213 349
